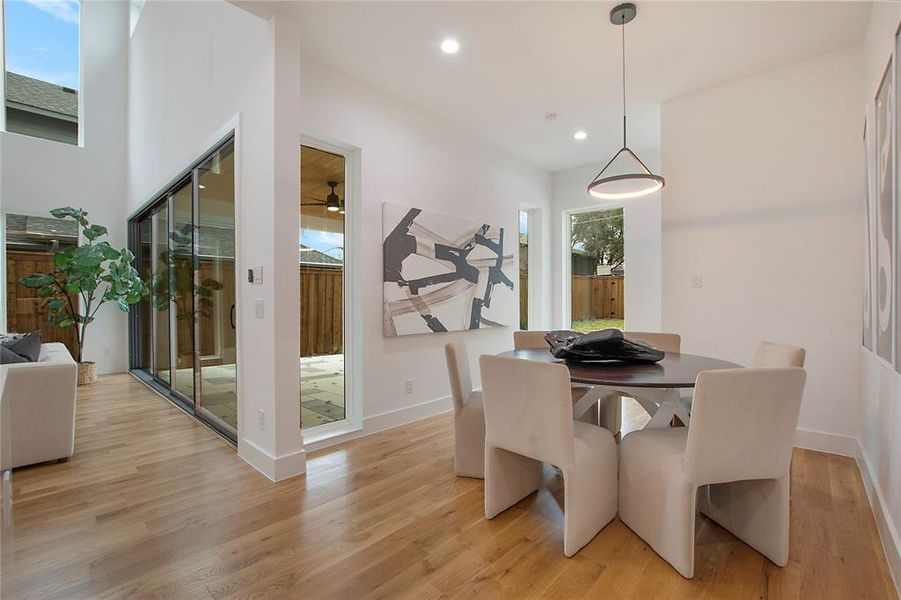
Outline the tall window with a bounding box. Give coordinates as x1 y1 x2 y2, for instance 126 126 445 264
570 208 624 332
4 213 79 357
3 0 80 144
519 210 529 330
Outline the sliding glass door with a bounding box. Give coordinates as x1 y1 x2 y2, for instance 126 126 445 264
129 137 237 443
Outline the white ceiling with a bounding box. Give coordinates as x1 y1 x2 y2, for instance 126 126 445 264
241 1 872 172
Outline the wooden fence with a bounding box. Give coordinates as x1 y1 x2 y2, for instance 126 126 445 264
571 275 624 321
5 250 80 358
300 266 344 357
519 273 624 323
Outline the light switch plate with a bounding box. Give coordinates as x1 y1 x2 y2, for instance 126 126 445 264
255 299 264 319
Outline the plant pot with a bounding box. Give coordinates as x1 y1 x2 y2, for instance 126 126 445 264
77 361 97 386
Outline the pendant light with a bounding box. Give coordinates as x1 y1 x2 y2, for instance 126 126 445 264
325 181 342 212
587 3 664 200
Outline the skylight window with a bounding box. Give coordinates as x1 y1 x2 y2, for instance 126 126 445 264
3 0 81 145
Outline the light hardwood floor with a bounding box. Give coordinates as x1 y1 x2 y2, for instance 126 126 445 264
1 374 896 599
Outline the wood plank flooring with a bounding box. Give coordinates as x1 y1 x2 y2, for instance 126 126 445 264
1 374 896 599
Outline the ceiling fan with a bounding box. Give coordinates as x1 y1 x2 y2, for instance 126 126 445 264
301 181 345 214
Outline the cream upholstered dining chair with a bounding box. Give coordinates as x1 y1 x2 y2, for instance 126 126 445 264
513 330 601 427
444 341 485 478
623 331 682 354
753 341 806 368
601 331 682 432
480 354 618 557
618 367 806 578
680 340 805 415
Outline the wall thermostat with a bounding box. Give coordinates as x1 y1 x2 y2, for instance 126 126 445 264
248 266 263 285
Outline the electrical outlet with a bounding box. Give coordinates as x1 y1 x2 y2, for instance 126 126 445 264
255 299 264 319
691 274 703 289
405 379 414 394
102 347 110 357
258 409 266 431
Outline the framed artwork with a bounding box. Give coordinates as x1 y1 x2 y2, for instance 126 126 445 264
382 202 514 337
875 57 894 364
864 114 874 351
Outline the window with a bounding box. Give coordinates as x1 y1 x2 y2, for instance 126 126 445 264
4 213 79 357
569 208 624 332
3 0 80 144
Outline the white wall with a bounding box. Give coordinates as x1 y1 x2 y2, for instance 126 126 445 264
0 1 129 374
128 0 304 480
299 57 552 428
551 156 662 332
661 47 864 450
859 2 901 585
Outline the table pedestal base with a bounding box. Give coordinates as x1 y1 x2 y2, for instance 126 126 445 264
572 386 690 430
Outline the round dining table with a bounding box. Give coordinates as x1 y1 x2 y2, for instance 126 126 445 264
496 348 742 429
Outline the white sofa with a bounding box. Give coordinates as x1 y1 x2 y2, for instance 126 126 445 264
1 343 78 468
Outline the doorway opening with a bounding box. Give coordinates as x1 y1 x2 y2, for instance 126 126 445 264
299 145 346 430
129 136 237 443
569 207 624 332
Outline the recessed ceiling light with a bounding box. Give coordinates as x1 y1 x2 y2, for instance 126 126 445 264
440 38 460 54
574 130 588 140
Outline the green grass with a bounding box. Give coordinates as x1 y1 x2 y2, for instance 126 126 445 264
571 319 624 333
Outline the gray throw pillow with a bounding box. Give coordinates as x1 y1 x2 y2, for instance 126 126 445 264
0 330 42 363
0 345 30 364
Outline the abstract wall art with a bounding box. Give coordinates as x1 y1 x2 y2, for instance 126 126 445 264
875 58 894 365
382 202 514 337
864 114 874 352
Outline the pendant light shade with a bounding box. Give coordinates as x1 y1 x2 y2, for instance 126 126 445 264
326 181 341 212
587 147 664 200
588 3 664 200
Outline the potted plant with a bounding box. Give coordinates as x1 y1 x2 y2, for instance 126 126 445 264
20 207 149 384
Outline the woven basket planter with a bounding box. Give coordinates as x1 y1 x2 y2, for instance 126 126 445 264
77 362 97 386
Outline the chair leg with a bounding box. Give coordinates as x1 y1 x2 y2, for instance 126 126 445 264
699 476 790 567
561 456 617 557
484 445 542 519
620 471 698 578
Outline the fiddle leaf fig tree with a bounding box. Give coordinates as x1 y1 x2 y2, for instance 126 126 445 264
19 207 149 364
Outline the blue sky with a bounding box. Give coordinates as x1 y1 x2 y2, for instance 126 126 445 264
300 229 344 260
5 0 80 89
519 210 528 236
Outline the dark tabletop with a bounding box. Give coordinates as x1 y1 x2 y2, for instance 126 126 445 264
496 348 742 388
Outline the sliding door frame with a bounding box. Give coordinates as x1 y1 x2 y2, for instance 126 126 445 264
127 133 237 445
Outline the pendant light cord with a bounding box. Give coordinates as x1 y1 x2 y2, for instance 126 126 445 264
621 13 627 148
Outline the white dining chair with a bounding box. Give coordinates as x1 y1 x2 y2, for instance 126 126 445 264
680 340 805 415
480 354 618 557
444 341 485 479
513 330 602 428
753 341 806 368
606 331 682 431
623 331 682 355
618 367 806 578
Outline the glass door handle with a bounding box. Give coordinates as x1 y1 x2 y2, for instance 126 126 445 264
230 304 236 330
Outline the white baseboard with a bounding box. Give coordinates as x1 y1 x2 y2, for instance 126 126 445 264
856 441 901 597
238 438 306 482
303 394 454 453
794 428 860 457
